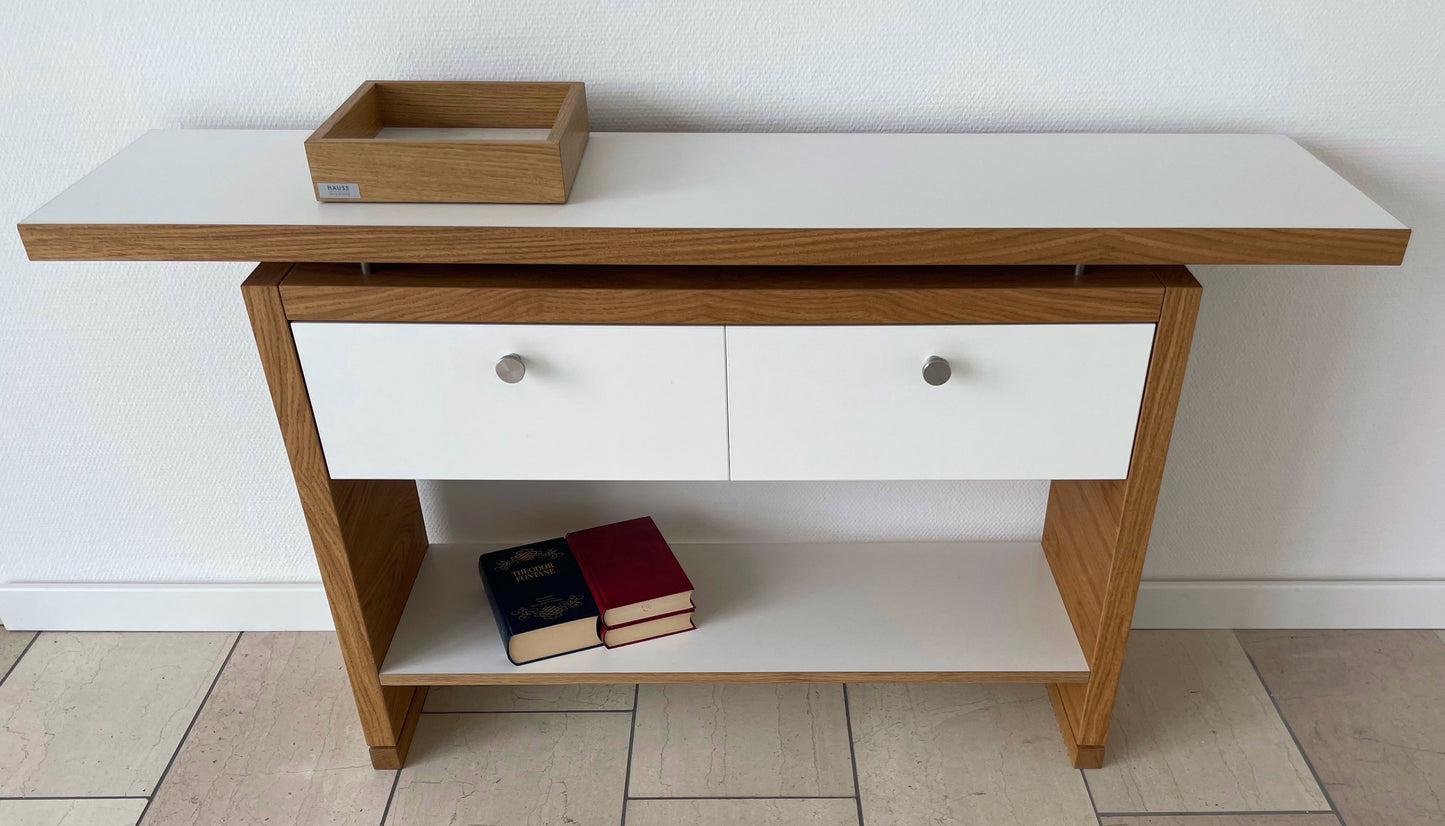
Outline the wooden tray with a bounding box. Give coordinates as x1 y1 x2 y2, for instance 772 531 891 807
305 81 588 203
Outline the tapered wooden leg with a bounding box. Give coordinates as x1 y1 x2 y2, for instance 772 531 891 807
243 263 431 769
1043 266 1201 768
370 687 428 769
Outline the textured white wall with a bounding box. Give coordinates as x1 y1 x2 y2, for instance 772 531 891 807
2 1 1442 587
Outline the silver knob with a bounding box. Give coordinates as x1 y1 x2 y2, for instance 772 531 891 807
496 354 526 384
922 355 951 386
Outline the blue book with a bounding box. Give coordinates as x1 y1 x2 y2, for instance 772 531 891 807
479 538 602 665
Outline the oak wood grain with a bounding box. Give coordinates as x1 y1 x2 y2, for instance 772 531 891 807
551 85 590 194
18 223 1410 266
374 81 574 128
278 263 1164 324
241 263 429 764
1048 683 1105 769
1045 265 1202 767
305 81 588 203
312 81 381 140
1042 477 1125 665
369 686 427 770
305 141 571 203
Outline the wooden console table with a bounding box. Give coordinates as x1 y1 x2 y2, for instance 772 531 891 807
20 130 1408 769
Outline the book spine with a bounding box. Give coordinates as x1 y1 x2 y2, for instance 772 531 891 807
478 557 518 664
571 546 612 619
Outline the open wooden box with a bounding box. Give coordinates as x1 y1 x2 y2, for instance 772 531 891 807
305 81 589 203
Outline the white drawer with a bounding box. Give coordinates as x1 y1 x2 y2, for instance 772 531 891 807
292 323 729 480
726 324 1155 480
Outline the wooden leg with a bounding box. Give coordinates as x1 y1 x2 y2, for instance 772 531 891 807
1047 683 1105 769
243 263 431 769
370 687 428 769
1043 265 1201 768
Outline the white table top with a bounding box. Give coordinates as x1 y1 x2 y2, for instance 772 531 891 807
19 130 1408 264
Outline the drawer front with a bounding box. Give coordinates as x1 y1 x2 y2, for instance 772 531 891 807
726 324 1155 480
292 323 729 480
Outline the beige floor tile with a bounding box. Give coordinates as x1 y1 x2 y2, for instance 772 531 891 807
385 711 630 826
628 683 854 797
1238 629 1445 825
425 683 635 712
141 632 395 825
1437 629 1445 648
1085 630 1327 813
849 682 1095 826
0 632 235 797
1098 816 1339 825
0 626 37 678
0 799 147 826
626 798 859 826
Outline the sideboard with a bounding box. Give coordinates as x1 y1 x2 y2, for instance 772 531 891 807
19 130 1409 769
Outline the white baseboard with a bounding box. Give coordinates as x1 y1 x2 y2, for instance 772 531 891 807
0 583 333 631
3 579 1444 632
1134 579 1445 629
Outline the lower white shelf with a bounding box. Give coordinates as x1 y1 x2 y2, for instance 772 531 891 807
379 541 1090 685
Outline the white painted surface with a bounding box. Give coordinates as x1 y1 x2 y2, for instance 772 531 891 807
22 130 1403 231
292 323 729 480
0 583 333 631
5 1 1445 626
381 542 1089 679
727 324 1154 480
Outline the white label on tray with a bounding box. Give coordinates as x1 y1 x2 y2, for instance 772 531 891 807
317 182 360 199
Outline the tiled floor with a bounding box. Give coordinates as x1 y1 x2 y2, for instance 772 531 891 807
0 627 1442 825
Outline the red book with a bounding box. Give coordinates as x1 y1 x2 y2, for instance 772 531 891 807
566 517 695 634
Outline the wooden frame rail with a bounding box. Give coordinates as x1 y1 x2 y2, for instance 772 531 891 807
278 263 1165 324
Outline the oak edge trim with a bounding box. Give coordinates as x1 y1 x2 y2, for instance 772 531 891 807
17 223 1410 266
378 670 1092 686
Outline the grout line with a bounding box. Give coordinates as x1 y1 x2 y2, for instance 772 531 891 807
841 684 866 826
1080 769 1102 826
1096 812 1339 818
378 767 401 825
420 708 633 714
1235 630 1344 824
626 795 861 800
0 632 39 688
0 795 151 801
618 684 640 826
135 631 241 825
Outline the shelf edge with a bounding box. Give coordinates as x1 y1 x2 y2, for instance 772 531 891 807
378 669 1093 686
18 223 1410 266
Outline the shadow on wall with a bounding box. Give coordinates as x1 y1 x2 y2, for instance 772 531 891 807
420 479 1050 546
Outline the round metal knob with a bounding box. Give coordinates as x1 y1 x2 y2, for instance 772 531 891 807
922 355 951 386
495 354 526 384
